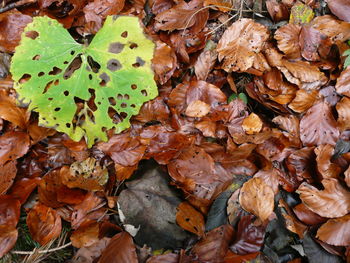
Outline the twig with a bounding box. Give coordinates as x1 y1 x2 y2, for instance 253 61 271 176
11 242 72 255
0 0 36 14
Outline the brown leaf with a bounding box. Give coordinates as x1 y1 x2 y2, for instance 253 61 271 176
195 118 217 137
99 232 138 263
0 131 30 166
0 9 32 53
317 214 350 246
28 121 56 144
225 251 260 263
299 102 339 146
336 67 350 97
266 0 290 22
98 132 145 167
8 177 41 204
191 224 234 262
336 97 350 131
195 46 218 81
239 177 275 222
0 90 30 128
0 160 17 195
146 253 179 263
272 115 300 146
72 237 111 263
326 0 350 22
311 15 350 43
185 100 211 117
288 89 318 113
0 226 18 258
154 0 209 33
71 221 100 248
27 203 62 245
254 169 280 195
286 147 316 182
203 0 234 11
293 203 327 225
217 18 270 73
274 24 301 59
279 199 307 239
297 179 350 218
83 0 125 34
242 113 263 135
176 201 205 236
345 166 350 188
152 41 178 85
315 144 341 179
0 195 20 228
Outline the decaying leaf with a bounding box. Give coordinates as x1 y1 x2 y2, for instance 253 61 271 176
0 131 30 166
176 201 205 236
297 179 350 218
0 160 17 195
336 97 350 131
275 24 301 59
336 67 350 97
288 89 318 113
316 214 350 246
217 19 270 73
239 177 274 222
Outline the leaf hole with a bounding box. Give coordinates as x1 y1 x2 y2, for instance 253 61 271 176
66 123 71 128
121 31 128 38
99 73 110 86
32 55 40 60
108 107 122 124
117 94 123 100
108 97 116 106
49 67 62 76
131 84 137 90
132 62 140 68
141 90 148 96
64 90 69 96
63 55 82 80
131 104 135 108
89 74 92 80
48 98 53 101
107 59 122 71
19 74 31 83
129 43 138 49
38 72 45 77
54 79 59 85
124 94 129 100
54 107 61 112
25 31 39 40
70 50 75 55
136 57 145 66
43 80 53 93
121 102 127 108
120 112 128 119
109 42 124 54
87 56 101 73
88 88 97 112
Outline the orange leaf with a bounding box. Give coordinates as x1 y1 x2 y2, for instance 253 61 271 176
336 97 350 131
316 214 350 246
242 113 263 135
0 160 17 195
185 100 211 118
288 89 318 113
274 24 301 59
176 202 205 236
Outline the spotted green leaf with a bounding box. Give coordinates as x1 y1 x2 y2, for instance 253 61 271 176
289 2 314 24
11 16 157 147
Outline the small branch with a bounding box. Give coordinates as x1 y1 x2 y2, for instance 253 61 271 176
0 0 37 14
11 242 72 255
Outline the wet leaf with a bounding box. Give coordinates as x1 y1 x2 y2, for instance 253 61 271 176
336 97 350 131
288 89 318 113
27 203 62 245
293 203 327 225
176 201 205 236
8 177 41 205
72 237 111 263
191 224 234 262
299 102 339 146
185 100 211 117
152 41 177 85
0 160 17 195
315 144 341 179
71 221 100 248
0 226 18 258
239 177 274 222
0 131 30 166
327 0 350 22
99 232 138 263
195 43 218 81
297 179 350 218
217 18 270 73
266 0 290 22
316 214 350 246
286 147 316 182
205 190 232 231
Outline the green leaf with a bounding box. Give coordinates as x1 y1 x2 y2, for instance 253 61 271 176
11 16 157 147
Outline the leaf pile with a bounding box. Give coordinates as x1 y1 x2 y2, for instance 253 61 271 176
1 0 350 262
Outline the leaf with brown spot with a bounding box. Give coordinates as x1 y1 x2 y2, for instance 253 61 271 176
217 19 270 73
0 131 30 166
27 203 62 245
185 100 211 118
274 24 301 59
242 113 263 135
300 102 339 146
297 179 350 218
317 214 350 246
0 160 17 195
288 89 318 113
191 225 234 262
154 0 209 33
315 144 341 179
336 67 350 97
97 132 146 167
99 232 138 263
239 177 274 222
176 201 205 236
152 41 178 85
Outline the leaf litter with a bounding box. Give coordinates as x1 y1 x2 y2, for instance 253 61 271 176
1 0 350 262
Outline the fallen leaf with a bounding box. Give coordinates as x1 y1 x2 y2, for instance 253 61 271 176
311 15 350 43
327 0 350 22
217 19 270 73
335 67 350 97
242 113 263 135
8 177 41 204
195 44 218 81
316 214 350 246
176 201 205 236
72 237 111 263
185 100 211 117
0 131 30 166
203 0 234 11
274 24 301 59
299 102 339 146
336 97 350 131
154 0 209 33
98 232 138 263
266 0 290 22
146 253 179 263
191 224 234 262
293 203 327 225
0 9 32 52
134 98 170 124
71 221 100 248
289 2 314 24
230 215 265 254
0 160 17 195
0 226 18 258
239 177 275 222
345 166 350 187
288 89 318 113
315 144 341 180
297 179 350 218
225 250 260 263
0 195 20 228
27 121 56 144
27 203 62 245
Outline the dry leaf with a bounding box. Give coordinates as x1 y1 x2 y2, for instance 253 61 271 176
315 144 341 179
217 19 270 73
152 41 177 85
297 179 350 218
266 0 290 22
185 100 211 117
275 24 301 59
242 113 263 135
336 67 350 97
336 97 350 131
195 47 218 81
0 160 17 195
293 203 327 225
288 89 318 113
239 177 274 222
325 0 350 22
71 221 100 248
0 131 30 166
316 214 350 246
